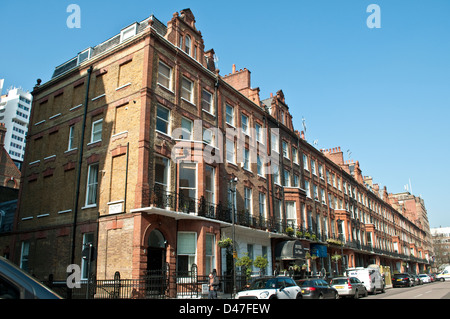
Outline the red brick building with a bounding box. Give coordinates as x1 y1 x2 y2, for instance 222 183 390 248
11 9 431 297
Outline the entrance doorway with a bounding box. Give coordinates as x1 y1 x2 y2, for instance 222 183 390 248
146 229 168 298
147 229 166 272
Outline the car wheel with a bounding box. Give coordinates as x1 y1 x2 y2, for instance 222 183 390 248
364 289 368 297
353 289 359 299
318 294 324 299
381 285 386 293
296 293 302 299
334 292 339 299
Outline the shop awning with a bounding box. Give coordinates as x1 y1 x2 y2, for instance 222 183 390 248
275 240 306 260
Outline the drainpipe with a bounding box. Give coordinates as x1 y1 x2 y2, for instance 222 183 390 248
70 66 93 268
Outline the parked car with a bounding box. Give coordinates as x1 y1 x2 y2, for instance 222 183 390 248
347 267 385 294
409 274 422 285
296 278 338 299
429 273 437 282
418 274 431 283
330 277 368 299
392 273 413 288
0 257 62 299
235 276 302 299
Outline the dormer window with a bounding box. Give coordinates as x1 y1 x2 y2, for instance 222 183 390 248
120 23 138 43
184 35 191 56
77 48 93 65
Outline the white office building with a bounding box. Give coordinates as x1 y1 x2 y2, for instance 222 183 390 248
0 83 32 168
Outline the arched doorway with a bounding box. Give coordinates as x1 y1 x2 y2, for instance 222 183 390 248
147 229 166 272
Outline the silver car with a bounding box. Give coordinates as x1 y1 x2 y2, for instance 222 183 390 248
0 257 62 299
330 276 368 299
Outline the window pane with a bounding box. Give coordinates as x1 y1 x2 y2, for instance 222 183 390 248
86 164 99 205
92 120 103 142
181 118 192 139
155 157 169 190
156 105 170 134
226 104 234 125
158 62 171 88
181 78 192 101
202 90 212 113
177 233 196 255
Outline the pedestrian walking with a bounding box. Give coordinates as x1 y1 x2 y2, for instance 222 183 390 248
208 269 219 299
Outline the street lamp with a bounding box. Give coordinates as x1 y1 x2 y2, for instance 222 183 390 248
228 177 238 298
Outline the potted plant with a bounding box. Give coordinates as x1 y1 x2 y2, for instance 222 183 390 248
296 230 303 238
236 253 253 280
218 237 232 248
254 255 268 275
285 227 294 236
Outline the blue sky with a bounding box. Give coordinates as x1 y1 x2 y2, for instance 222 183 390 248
1 0 449 228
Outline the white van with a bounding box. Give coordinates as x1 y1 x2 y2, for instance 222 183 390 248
436 266 450 281
346 266 385 294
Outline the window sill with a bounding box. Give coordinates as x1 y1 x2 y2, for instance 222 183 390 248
82 204 97 210
181 97 196 107
116 83 132 91
157 83 175 95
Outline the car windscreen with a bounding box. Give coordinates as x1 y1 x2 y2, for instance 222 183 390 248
298 280 315 287
331 279 348 285
248 278 277 289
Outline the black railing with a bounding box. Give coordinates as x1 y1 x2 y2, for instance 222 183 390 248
47 264 249 299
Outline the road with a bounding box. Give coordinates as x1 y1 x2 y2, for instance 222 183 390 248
364 280 450 299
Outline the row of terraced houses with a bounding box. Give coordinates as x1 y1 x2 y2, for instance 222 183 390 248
5 9 432 296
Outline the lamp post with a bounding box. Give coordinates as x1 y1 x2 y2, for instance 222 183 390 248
229 177 238 298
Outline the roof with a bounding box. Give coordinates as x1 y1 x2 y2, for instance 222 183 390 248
52 14 167 79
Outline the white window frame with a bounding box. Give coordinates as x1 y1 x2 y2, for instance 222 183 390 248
241 114 249 135
283 169 290 187
286 201 297 228
181 76 194 104
226 104 234 126
156 104 171 135
205 233 215 275
257 155 265 177
90 119 103 143
155 156 170 192
282 141 289 159
85 163 99 207
81 233 94 280
271 130 279 154
259 192 267 219
181 117 193 140
226 138 236 164
68 125 76 151
184 35 191 55
204 165 215 205
201 89 213 114
292 147 298 164
303 154 309 171
244 187 252 214
157 61 173 91
255 123 263 144
120 23 138 43
177 232 197 276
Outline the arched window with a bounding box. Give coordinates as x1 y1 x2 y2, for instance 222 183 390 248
148 229 166 248
184 35 191 56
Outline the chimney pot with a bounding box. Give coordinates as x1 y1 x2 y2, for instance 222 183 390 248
232 64 236 73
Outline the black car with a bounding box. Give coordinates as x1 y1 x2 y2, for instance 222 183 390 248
296 278 338 299
0 257 62 299
392 273 413 288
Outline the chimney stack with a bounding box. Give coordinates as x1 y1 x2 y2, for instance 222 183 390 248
0 123 6 146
